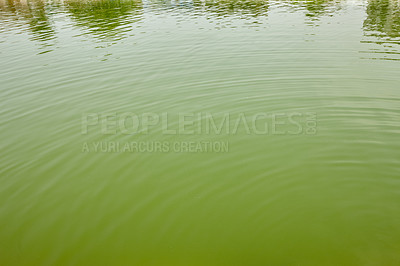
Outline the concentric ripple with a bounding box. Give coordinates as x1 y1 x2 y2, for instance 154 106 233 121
1 0 400 265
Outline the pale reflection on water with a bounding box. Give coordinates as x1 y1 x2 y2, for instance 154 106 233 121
65 0 143 41
1 0 400 58
362 0 400 60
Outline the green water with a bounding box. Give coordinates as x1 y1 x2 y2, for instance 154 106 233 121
1 0 400 265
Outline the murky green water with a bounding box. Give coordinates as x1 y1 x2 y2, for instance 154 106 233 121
1 0 400 265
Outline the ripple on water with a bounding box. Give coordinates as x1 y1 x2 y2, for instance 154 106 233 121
1 0 400 265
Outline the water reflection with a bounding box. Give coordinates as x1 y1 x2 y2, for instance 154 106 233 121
362 0 400 60
64 0 143 42
143 0 270 30
0 0 143 50
302 0 342 18
282 0 343 20
2 0 400 60
364 0 400 38
148 0 342 19
0 0 346 42
0 0 57 53
192 0 270 17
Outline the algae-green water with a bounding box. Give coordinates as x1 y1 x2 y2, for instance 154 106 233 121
1 0 400 265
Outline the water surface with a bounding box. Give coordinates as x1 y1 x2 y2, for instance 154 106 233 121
1 0 400 265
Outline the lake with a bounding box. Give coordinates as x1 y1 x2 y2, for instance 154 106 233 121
1 0 400 265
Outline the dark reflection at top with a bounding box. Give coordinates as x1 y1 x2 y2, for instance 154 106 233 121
0 0 57 53
364 0 400 38
192 0 269 17
144 0 269 23
0 0 143 49
280 0 343 21
0 0 347 44
4 0 391 57
362 0 400 60
302 0 342 19
64 0 143 41
147 0 342 20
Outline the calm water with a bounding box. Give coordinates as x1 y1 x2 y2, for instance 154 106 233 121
1 0 400 265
